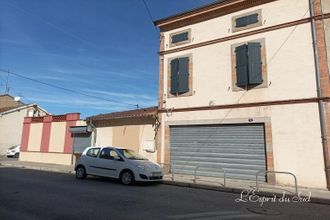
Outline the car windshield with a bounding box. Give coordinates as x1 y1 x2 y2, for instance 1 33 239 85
118 149 147 160
9 145 18 150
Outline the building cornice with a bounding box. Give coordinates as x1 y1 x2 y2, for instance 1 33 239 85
154 0 278 32
158 97 330 113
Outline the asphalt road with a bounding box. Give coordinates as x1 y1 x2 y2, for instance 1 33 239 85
0 167 329 220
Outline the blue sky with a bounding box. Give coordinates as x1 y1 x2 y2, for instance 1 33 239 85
0 0 215 118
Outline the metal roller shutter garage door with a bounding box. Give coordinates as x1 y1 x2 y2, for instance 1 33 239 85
170 124 266 181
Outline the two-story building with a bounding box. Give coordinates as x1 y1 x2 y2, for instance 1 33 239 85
154 0 330 189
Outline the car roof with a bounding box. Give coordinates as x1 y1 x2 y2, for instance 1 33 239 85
89 146 126 150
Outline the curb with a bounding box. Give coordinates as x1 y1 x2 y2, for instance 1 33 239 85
0 162 75 175
162 180 330 206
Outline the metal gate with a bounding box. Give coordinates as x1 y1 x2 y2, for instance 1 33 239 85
70 126 92 154
170 124 266 181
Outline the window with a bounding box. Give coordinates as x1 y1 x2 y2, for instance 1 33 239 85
169 29 191 47
117 149 147 160
235 13 259 28
99 148 121 160
171 32 188 44
235 42 263 87
86 148 100 157
170 57 189 95
232 9 262 33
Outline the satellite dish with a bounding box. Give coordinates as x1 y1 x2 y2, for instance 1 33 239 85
14 97 21 101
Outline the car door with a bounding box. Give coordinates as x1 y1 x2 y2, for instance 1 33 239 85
109 149 124 178
84 148 101 175
93 148 120 178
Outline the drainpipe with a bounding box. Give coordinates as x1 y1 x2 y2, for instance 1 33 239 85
309 0 330 190
88 119 97 146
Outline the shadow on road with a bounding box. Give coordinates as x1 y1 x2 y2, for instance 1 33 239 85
84 175 162 187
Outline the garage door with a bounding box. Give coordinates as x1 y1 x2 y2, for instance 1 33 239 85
170 124 266 181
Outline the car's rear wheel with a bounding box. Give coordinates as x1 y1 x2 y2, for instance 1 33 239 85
76 166 86 179
120 170 134 185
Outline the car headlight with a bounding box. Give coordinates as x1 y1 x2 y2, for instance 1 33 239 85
138 165 146 171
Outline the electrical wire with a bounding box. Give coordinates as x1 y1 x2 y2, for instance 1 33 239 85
141 0 158 33
0 68 145 108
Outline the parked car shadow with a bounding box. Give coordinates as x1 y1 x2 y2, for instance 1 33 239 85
84 175 162 187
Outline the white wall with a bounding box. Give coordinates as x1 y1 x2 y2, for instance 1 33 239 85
95 127 113 146
138 124 157 163
0 109 27 154
271 103 326 188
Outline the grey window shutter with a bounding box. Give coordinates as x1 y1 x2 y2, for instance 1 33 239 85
236 13 258 27
247 42 263 84
178 57 189 93
235 44 248 87
247 13 259 25
172 32 189 43
235 16 247 28
170 59 179 94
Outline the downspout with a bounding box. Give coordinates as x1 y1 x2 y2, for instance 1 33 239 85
88 119 97 146
309 0 330 189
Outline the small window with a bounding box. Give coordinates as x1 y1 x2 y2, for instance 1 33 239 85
170 57 189 95
235 42 263 87
235 13 259 28
86 148 100 157
169 29 191 47
232 9 262 33
171 32 188 44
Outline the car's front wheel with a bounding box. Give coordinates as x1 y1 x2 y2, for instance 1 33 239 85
120 170 134 185
75 166 86 179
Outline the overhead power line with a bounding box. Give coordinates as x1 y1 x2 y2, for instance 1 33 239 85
141 0 158 33
0 68 143 108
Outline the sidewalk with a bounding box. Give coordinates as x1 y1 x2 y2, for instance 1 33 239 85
163 174 330 205
1 158 330 205
0 158 74 174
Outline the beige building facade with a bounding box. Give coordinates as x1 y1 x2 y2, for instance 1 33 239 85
154 0 330 189
88 107 158 163
20 113 86 165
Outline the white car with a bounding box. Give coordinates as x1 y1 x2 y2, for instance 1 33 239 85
74 146 163 185
6 145 20 158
